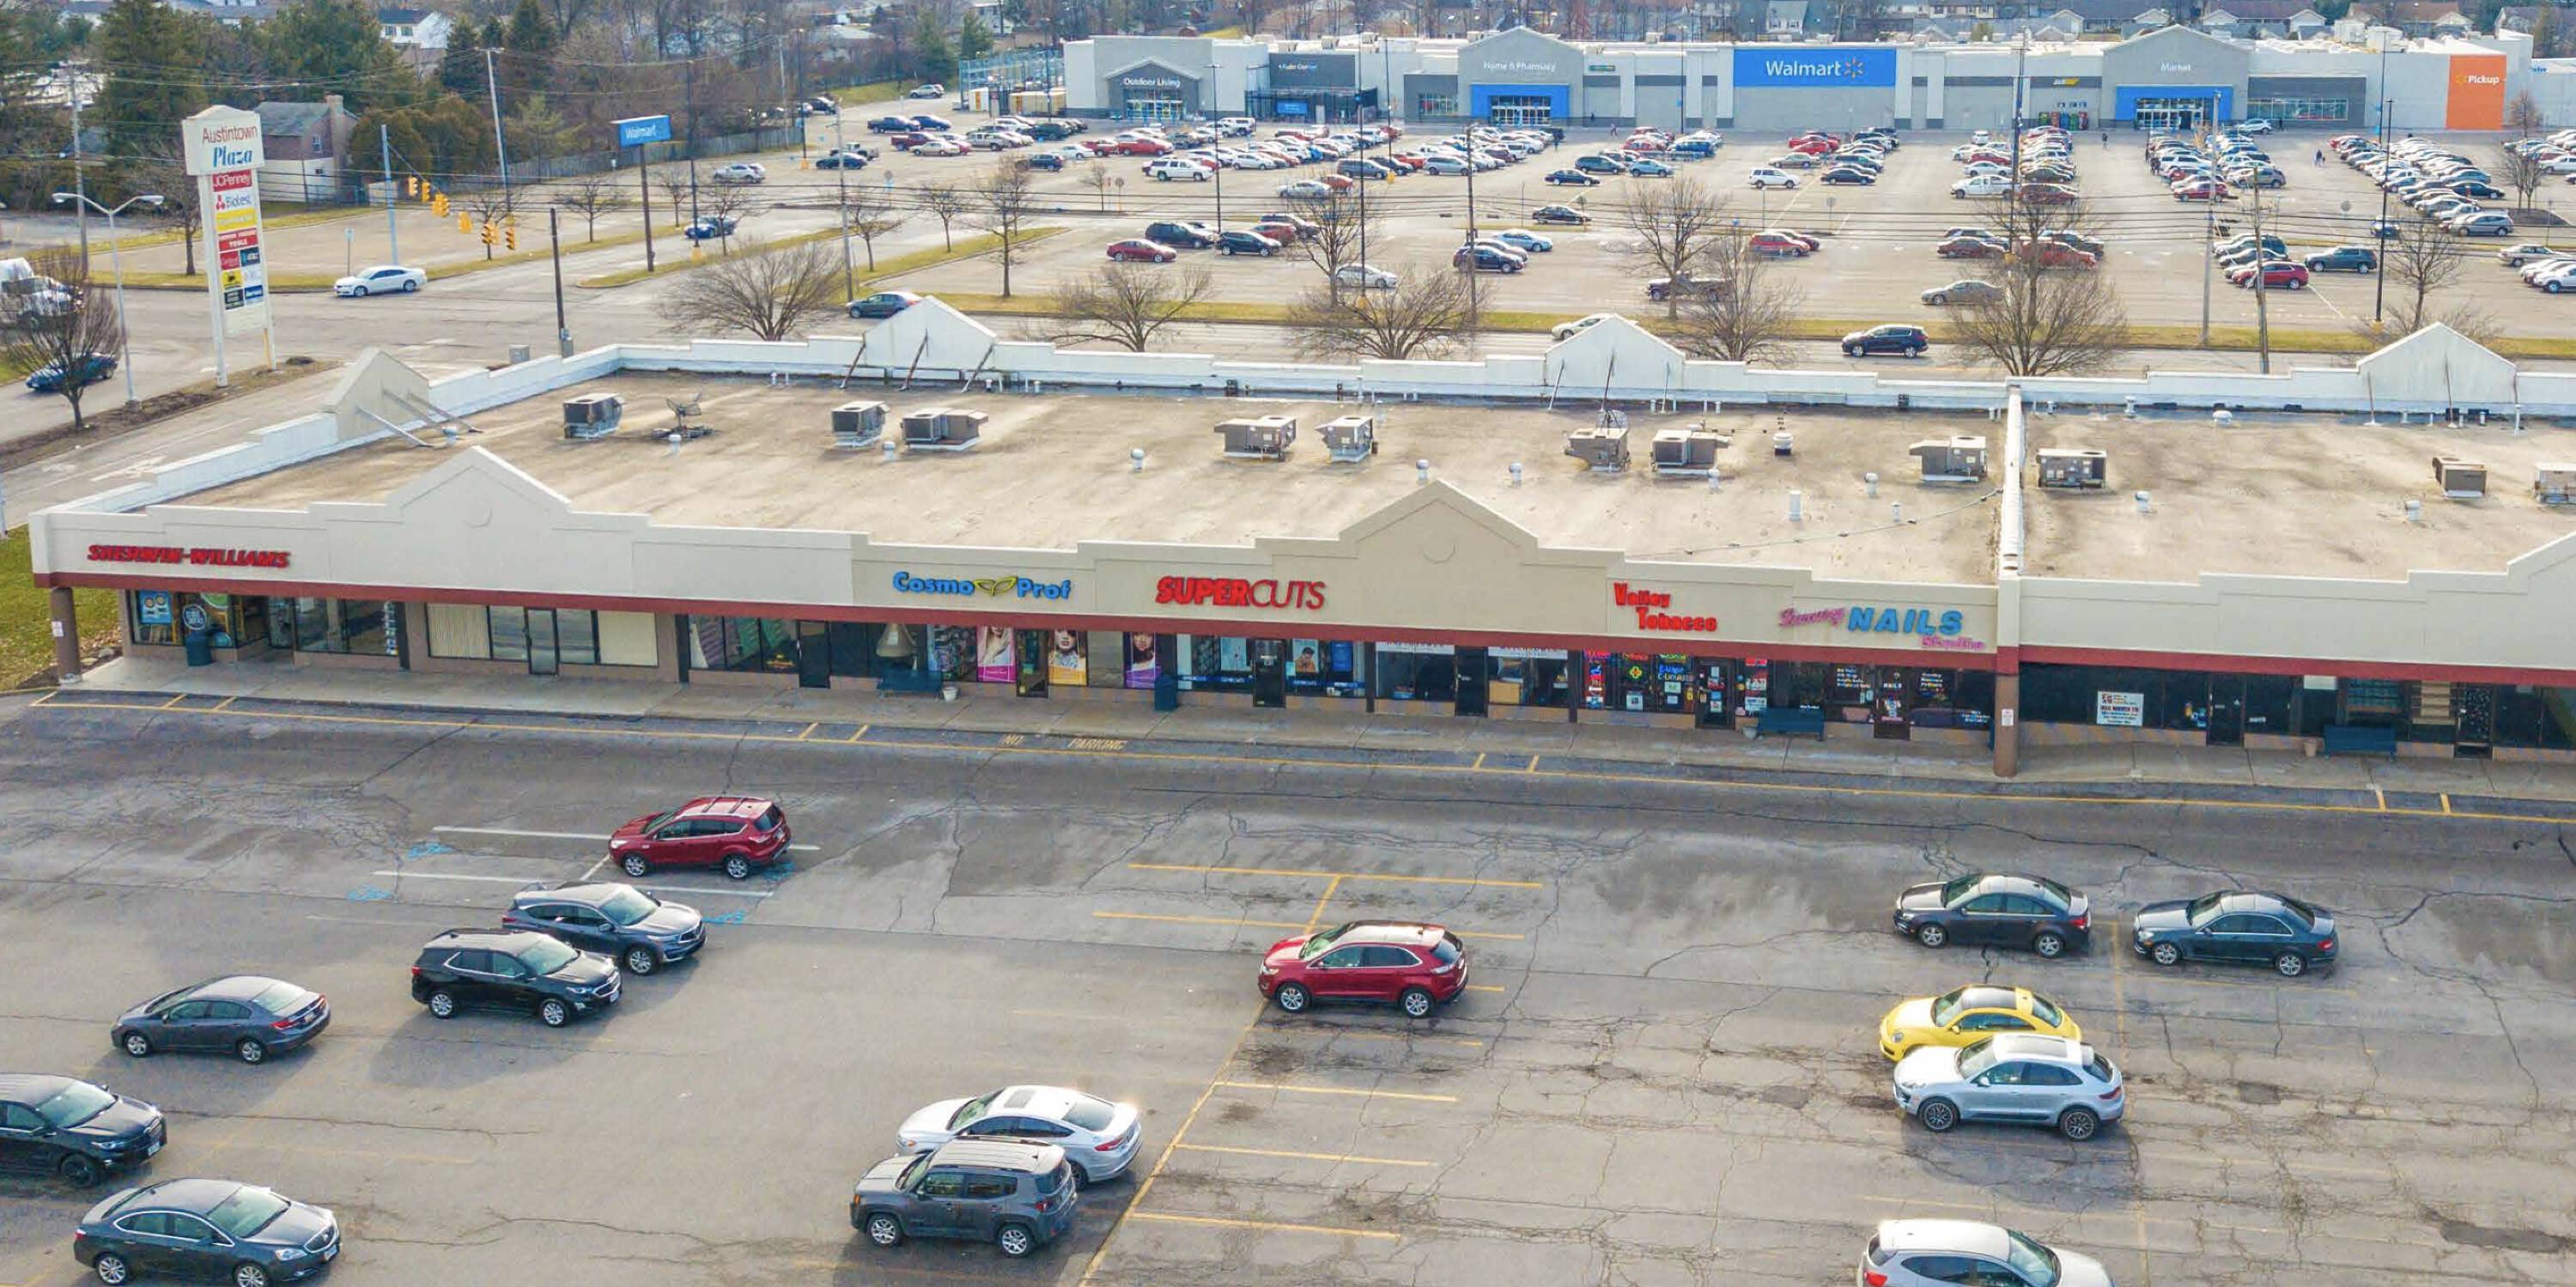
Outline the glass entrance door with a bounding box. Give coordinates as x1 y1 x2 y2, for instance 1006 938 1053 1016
1874 668 1913 739
1131 98 1185 123
2206 675 2245 746
795 622 831 689
526 609 560 676
1015 629 1049 697
1695 660 1733 729
1251 640 1288 708
1454 647 1490 717
1488 98 1553 127
2456 683 2496 756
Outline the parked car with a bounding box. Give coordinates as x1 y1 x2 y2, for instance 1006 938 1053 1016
1893 872 2092 958
909 113 954 131
1106 239 1176 264
1920 279 2002 307
2171 178 2233 201
0 1074 163 1187
814 149 870 170
1820 167 1876 185
2452 210 2517 236
2499 242 2565 266
848 289 923 319
1950 174 2011 197
2130 889 2337 975
1277 179 1334 200
1452 244 1526 273
1878 984 2080 1060
1860 1220 2116 1287
682 215 738 241
26 352 115 393
1842 324 1928 358
1574 153 1629 174
1258 920 1469 1017
1018 152 1065 172
1627 157 1674 177
112 976 328 1065
1893 1033 2125 1141
410 928 619 1027
1531 203 1591 225
332 264 424 297
1746 230 1811 258
2017 240 2098 270
867 114 916 132
1746 167 1799 190
74 1179 341 1287
708 161 765 185
1216 229 1280 257
2227 259 2311 288
1489 228 1553 253
606 795 792 880
2237 117 2275 133
1769 152 1820 169
1542 168 1601 186
896 1085 1142 1182
1645 274 1729 301
2451 179 2506 199
1935 235 2008 259
502 881 703 977
2017 182 2080 204
2305 245 2378 273
908 82 946 99
853 1140 1077 1260
1145 157 1211 182
1332 263 1399 289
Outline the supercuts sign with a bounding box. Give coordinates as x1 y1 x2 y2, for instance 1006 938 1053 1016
1154 575 1327 611
88 543 291 569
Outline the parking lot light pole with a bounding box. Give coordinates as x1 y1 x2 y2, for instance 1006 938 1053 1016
52 190 161 408
2373 96 2393 326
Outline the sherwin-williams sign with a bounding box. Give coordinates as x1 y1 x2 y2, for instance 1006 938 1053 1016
1732 48 1896 88
2445 53 2505 130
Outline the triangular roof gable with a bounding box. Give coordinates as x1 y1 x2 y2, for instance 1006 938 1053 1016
1458 26 1586 75
854 294 1001 370
2354 322 2519 404
2116 21 2245 56
1100 54 1202 84
1543 314 1687 393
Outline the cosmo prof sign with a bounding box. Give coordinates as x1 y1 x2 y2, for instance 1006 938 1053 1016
1732 48 1897 88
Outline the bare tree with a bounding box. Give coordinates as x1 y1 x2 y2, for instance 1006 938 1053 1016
1672 233 1805 364
1078 164 1119 212
916 179 970 251
839 187 909 271
694 181 760 252
1947 200 2127 377
0 249 125 433
120 149 201 276
1286 188 1383 298
1288 260 1473 361
1048 262 1214 350
556 172 629 242
1616 176 1735 320
2508 89 2545 140
656 170 695 226
459 186 519 260
2361 216 2494 343
2498 144 2547 214
654 237 846 341
962 161 1039 297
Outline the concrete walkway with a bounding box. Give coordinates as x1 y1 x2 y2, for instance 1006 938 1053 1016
53 653 2576 812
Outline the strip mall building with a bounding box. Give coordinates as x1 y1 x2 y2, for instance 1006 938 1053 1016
27 305 2576 775
1066 23 2567 132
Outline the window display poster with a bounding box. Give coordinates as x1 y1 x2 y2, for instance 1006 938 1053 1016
1653 655 1690 713
1047 629 1088 687
1220 636 1250 673
1583 651 1611 708
1328 640 1353 675
1291 638 1323 679
1125 633 1160 689
1741 658 1771 716
977 626 1016 683
2096 690 2145 727
138 591 173 626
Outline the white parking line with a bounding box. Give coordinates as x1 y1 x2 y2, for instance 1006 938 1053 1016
369 870 775 898
434 824 821 852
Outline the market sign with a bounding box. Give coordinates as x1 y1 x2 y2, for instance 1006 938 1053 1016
1153 575 1328 611
891 572 1072 599
1613 582 1716 633
1732 47 1897 88
88 543 291 569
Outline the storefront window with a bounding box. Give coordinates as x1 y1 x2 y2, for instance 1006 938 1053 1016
1416 93 1458 116
1284 638 1364 696
685 616 799 673
130 590 254 647
1493 648 1569 708
491 607 532 661
2341 678 2404 726
2495 685 2576 750
2246 95 2347 123
2243 675 2295 736
1376 644 1455 701
1826 662 1874 723
1124 633 1162 689
1179 634 1250 692
258 598 390 655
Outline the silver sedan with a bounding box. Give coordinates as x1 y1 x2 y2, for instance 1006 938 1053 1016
896 1085 1141 1182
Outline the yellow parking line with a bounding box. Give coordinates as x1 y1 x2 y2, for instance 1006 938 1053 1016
1303 1029 1485 1048
1451 929 1526 940
158 693 186 709
1095 910 1308 931
1471 751 1487 769
1128 862 1545 889
1306 874 1344 932
1464 983 1506 993
1127 1211 1400 1241
847 723 869 742
1175 1143 1432 1167
1524 754 1540 772
210 695 235 712
796 721 817 741
1213 1080 1458 1103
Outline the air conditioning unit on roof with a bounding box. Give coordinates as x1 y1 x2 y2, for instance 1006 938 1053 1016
1910 435 1989 483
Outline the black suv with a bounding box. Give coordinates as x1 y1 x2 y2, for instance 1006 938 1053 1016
0 1074 164 1187
502 882 705 976
853 1139 1080 1259
1144 220 1214 249
410 930 620 1027
1841 325 1929 358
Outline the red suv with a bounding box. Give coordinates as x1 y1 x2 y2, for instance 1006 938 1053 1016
1258 921 1469 1018
608 797 791 881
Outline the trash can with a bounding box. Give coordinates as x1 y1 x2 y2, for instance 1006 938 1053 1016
1153 669 1181 712
184 629 214 667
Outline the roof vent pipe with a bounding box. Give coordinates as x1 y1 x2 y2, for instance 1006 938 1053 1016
1891 502 1904 524
1510 461 1524 486
1865 471 1879 498
1416 458 1431 484
1131 447 1146 472
2135 490 2152 514
2404 498 2423 523
1788 489 1804 522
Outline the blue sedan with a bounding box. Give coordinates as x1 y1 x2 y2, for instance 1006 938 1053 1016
1490 228 1553 253
27 352 114 393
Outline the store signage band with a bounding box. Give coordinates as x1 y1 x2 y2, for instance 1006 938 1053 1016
88 543 291 569
1733 47 1896 88
891 572 1072 600
1153 575 1327 611
1613 582 1716 633
1778 604 1985 651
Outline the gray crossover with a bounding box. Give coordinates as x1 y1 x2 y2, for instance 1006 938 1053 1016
1892 1033 2127 1141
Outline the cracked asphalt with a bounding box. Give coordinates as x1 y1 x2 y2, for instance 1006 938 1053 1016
0 697 2572 1286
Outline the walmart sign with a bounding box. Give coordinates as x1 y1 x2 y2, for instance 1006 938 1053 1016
1733 48 1897 88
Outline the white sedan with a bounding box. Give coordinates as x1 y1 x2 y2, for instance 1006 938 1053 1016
1334 263 1400 289
334 264 426 297
896 1085 1142 1182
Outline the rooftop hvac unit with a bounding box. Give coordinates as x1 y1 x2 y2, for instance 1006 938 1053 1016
2036 447 2107 489
901 407 986 452
1908 435 1989 483
1650 426 1727 477
561 392 623 440
1215 414 1297 459
2431 455 2487 499
832 400 888 449
2537 463 2576 506
1320 414 1377 463
1564 422 1631 473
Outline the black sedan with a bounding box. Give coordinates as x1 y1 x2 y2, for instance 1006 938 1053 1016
1820 167 1876 185
113 976 328 1065
75 1178 340 1286
1893 873 2093 958
2131 890 2336 976
1531 204 1592 225
1543 169 1601 186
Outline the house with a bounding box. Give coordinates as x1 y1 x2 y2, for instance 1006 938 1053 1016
2497 3 2576 39
2200 2 2326 37
377 7 454 71
2058 0 2171 34
166 0 274 24
253 94 359 205
2349 1 2473 35
1916 10 2081 39
1765 0 1809 35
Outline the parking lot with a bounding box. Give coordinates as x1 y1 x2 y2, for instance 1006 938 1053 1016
2 695 2573 1286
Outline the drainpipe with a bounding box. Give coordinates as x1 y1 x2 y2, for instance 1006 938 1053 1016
1992 385 2028 777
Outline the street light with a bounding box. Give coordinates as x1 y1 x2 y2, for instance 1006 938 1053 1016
51 190 162 408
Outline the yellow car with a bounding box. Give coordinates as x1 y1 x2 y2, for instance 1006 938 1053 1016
1878 984 2081 1059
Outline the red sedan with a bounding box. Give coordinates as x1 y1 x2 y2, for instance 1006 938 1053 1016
1748 231 1813 257
2227 259 2311 288
1113 137 1171 155
2016 240 2099 269
2172 179 2233 201
1106 239 1176 263
1259 920 1470 1018
1937 235 2008 259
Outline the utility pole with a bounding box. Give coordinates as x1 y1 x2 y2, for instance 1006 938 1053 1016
2249 166 2270 373
2200 194 2215 345
550 206 570 356
484 48 513 206
684 57 701 225
2372 92 2391 326
69 85 88 263
835 113 853 300
380 123 399 265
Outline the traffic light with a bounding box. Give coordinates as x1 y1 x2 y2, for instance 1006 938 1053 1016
457 212 470 234
404 175 418 198
479 221 495 246
505 226 518 252
432 192 447 216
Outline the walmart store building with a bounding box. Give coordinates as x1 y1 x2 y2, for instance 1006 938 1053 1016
1066 24 2555 133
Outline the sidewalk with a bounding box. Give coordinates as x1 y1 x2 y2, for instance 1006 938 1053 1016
48 654 2576 817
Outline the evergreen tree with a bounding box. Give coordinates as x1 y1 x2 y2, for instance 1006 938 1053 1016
92 0 210 156
914 9 957 83
959 11 995 61
260 0 409 112
500 0 558 99
438 20 485 99
2534 4 2564 58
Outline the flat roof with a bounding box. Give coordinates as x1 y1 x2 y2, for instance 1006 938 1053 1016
173 373 2002 583
2023 409 2576 581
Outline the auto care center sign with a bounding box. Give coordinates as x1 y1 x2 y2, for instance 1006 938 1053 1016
181 106 270 337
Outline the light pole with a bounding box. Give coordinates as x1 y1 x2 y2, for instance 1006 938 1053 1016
1209 61 1225 232
52 191 161 408
2373 95 2393 326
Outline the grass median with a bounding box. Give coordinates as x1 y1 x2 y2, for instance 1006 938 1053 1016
104 221 690 294
0 528 117 689
830 81 908 106
579 225 1068 291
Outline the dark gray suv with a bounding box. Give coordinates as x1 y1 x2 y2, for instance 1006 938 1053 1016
502 882 705 975
851 1139 1078 1259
